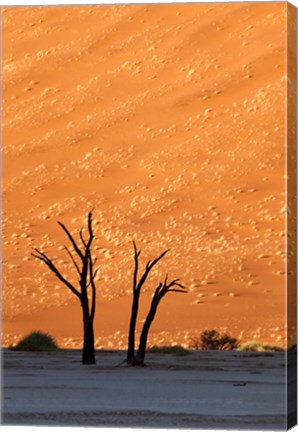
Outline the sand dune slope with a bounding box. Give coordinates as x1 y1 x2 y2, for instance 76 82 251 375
2 3 289 348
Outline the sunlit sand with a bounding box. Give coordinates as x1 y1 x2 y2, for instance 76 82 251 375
2 3 289 349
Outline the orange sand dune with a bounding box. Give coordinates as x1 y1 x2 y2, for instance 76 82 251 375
2 3 290 349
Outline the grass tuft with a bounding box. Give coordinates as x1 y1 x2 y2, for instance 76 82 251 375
237 341 283 352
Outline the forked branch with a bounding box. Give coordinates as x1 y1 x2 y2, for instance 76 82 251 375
135 273 187 366
32 247 81 300
127 242 170 365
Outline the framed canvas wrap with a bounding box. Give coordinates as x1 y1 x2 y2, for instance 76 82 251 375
1 1 297 430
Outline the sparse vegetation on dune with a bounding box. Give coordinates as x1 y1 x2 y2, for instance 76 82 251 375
148 345 190 356
9 331 59 352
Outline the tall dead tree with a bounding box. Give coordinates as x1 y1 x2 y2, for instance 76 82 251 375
32 211 99 365
127 242 187 366
136 275 186 365
127 241 168 365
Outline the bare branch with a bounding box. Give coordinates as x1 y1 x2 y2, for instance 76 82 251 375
133 240 141 258
80 214 95 292
79 229 88 248
171 282 186 290
88 250 97 321
153 282 163 298
168 279 185 289
58 221 84 261
158 276 187 298
133 241 139 292
87 211 93 238
93 267 100 280
167 288 187 293
64 246 80 277
86 212 94 250
86 259 99 287
32 248 81 300
146 249 169 272
136 249 169 293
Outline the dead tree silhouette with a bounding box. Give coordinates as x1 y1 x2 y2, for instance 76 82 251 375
136 274 186 365
126 241 168 365
32 211 99 365
127 241 187 366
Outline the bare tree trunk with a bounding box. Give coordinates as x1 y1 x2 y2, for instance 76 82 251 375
136 276 187 366
127 293 140 365
136 301 158 365
126 242 169 366
82 308 96 365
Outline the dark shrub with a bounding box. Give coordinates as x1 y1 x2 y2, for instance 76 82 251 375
148 345 189 356
10 331 59 352
190 329 239 350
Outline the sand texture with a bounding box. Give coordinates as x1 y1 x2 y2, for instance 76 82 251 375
2 3 290 349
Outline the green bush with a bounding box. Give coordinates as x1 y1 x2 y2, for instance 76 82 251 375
190 329 239 350
237 341 283 352
10 331 59 352
148 345 189 356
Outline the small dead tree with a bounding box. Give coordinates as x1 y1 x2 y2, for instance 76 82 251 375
32 211 99 365
136 275 186 365
127 242 187 366
127 241 168 365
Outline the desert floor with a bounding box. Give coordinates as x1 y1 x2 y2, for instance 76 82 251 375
2 349 287 429
2 3 293 349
